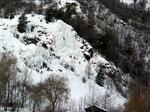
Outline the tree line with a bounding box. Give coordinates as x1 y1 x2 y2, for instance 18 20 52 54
0 53 69 112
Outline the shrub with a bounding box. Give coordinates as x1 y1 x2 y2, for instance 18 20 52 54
45 6 64 22
17 13 28 33
95 64 106 86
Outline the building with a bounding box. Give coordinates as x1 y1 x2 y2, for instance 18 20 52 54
85 105 107 112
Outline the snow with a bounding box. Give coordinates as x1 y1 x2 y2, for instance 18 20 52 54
121 0 150 9
121 0 134 4
55 0 82 13
34 0 41 5
0 14 126 111
146 1 150 9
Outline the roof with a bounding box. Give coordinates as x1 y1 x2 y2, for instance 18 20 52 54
85 105 107 112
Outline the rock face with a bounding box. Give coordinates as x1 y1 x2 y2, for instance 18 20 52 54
0 14 126 111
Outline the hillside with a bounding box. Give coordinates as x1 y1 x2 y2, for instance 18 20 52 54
0 14 126 111
0 0 149 112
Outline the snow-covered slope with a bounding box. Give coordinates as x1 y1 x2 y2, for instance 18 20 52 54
121 0 134 4
0 14 125 111
146 0 150 9
32 0 82 12
121 0 150 9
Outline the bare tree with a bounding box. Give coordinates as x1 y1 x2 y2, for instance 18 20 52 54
27 84 43 112
20 67 31 108
41 75 70 112
0 53 17 111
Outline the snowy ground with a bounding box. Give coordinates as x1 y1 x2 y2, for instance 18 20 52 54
121 0 134 4
121 0 150 9
0 14 126 111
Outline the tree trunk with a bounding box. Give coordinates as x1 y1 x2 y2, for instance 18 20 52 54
32 102 36 112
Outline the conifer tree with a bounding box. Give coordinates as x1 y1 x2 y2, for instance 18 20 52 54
17 13 28 33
